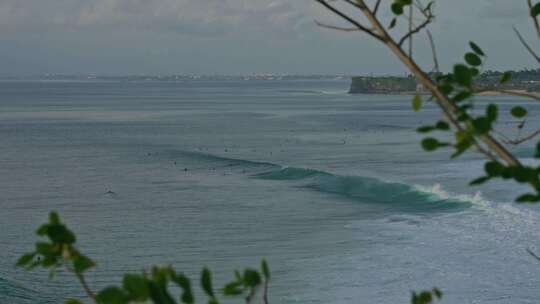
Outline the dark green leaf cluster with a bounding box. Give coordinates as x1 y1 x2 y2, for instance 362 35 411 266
531 2 540 17
74 262 270 304
222 261 270 301
470 160 540 203
16 212 95 277
411 41 540 202
94 266 199 304
415 43 492 153
17 212 271 304
391 0 412 15
411 288 443 304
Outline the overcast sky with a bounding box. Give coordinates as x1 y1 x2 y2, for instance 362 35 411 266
0 0 537 75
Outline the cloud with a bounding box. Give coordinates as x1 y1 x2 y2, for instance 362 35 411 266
0 0 312 38
479 0 527 19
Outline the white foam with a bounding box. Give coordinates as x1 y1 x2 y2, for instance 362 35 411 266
413 183 487 206
414 183 540 234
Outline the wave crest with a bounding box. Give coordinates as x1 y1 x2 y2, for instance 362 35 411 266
255 167 473 214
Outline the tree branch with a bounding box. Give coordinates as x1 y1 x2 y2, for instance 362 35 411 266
398 13 433 47
373 0 382 15
263 279 269 304
314 0 385 42
66 264 97 302
326 0 518 165
503 128 540 145
514 26 540 65
477 88 540 101
408 4 413 58
426 30 440 73
527 248 540 261
315 20 363 32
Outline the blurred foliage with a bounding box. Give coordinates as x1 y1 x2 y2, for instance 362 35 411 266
17 212 273 304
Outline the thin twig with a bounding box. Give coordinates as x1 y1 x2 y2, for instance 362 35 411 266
398 13 433 47
373 0 382 15
314 0 384 42
245 287 258 304
263 279 269 304
408 4 413 58
527 248 540 261
476 88 540 101
503 128 540 145
426 30 439 73
315 20 362 31
66 264 97 302
514 26 540 65
76 272 97 301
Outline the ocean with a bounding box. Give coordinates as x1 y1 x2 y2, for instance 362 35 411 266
1 79 540 303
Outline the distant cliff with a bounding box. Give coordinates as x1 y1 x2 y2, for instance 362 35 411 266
349 70 540 94
349 76 418 94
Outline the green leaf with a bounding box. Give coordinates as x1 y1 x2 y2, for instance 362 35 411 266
412 94 423 112
147 280 176 304
512 167 538 183
511 106 527 118
472 117 491 134
172 273 194 304
73 255 95 274
391 2 404 15
435 121 450 131
223 281 244 296
41 255 59 267
452 131 472 158
421 138 445 152
452 91 472 102
453 64 472 87
123 274 149 301
500 71 511 84
532 2 540 17
16 253 36 267
243 269 261 287
49 212 60 225
469 42 485 56
96 287 129 304
535 142 540 158
469 176 491 186
417 126 435 133
261 259 270 280
486 104 498 122
47 224 76 244
201 268 215 298
36 224 49 236
516 193 540 203
433 288 443 299
389 18 397 29
234 270 242 281
464 52 482 66
485 161 504 176
35 242 57 256
438 84 454 95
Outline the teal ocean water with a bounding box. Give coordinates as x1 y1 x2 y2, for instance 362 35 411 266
1 80 540 303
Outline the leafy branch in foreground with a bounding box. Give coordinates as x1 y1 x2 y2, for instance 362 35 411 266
314 0 540 203
17 212 271 304
17 212 443 303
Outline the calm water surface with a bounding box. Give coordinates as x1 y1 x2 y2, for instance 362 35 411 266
1 80 540 303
